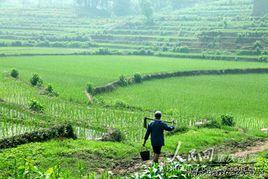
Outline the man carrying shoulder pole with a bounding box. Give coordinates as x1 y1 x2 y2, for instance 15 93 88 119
143 111 175 163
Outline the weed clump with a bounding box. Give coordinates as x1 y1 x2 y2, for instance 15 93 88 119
10 69 19 78
203 119 222 128
29 99 44 113
221 114 235 127
167 126 189 135
44 84 58 97
134 73 142 83
119 75 128 86
86 83 94 95
101 128 125 142
30 74 43 86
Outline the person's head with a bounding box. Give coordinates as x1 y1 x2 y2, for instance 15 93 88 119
155 111 162 119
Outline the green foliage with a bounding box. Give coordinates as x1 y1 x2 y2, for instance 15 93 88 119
167 126 189 135
136 162 193 178
119 75 128 86
86 83 94 95
203 119 222 129
10 69 19 78
221 114 235 127
101 128 125 142
29 99 44 113
30 74 43 87
45 84 59 97
134 73 142 83
254 157 268 177
0 124 76 149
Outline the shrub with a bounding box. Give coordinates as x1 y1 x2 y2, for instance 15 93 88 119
29 99 44 113
101 128 125 142
133 73 142 83
46 84 54 93
45 84 59 97
10 69 19 78
30 74 43 86
119 75 128 86
203 119 222 128
221 114 235 127
86 83 94 95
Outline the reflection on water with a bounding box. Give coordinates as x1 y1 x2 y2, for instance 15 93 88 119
0 122 103 140
0 122 36 139
75 127 104 140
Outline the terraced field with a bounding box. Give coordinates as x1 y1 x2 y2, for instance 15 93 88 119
100 74 268 131
2 55 268 102
0 0 267 62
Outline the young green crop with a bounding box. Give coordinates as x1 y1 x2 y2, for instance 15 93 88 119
1 55 268 103
101 74 268 131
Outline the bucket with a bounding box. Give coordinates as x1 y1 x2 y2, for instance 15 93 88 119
140 147 150 161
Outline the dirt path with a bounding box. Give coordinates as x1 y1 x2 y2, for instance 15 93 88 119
232 140 268 158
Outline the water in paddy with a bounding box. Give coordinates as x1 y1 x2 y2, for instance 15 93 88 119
0 122 36 139
75 126 104 140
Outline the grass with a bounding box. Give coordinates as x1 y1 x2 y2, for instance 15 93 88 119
101 74 268 131
0 139 137 178
1 55 268 102
0 127 251 178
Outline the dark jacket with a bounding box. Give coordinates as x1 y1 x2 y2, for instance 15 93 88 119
144 119 174 146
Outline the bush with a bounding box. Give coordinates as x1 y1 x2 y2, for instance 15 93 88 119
119 75 128 86
10 69 19 78
29 99 44 113
86 83 94 95
46 84 54 93
203 119 222 128
30 74 43 86
45 84 59 97
133 73 142 83
221 114 235 127
101 128 125 142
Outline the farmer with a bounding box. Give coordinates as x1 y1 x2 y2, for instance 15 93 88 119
143 111 175 163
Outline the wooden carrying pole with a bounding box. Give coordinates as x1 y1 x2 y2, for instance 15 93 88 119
143 117 175 129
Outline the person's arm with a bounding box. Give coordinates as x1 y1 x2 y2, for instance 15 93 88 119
143 124 151 146
162 122 175 131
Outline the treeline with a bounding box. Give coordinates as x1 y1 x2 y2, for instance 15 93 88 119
75 0 204 18
1 0 203 18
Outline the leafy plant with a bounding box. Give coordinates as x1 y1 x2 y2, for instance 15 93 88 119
86 83 94 95
30 74 43 86
10 69 19 78
101 128 125 142
203 119 221 129
29 99 44 113
135 162 193 178
119 75 128 86
221 114 235 127
45 84 59 97
134 73 142 83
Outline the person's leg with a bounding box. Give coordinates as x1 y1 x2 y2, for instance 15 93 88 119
153 153 160 163
153 146 162 163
